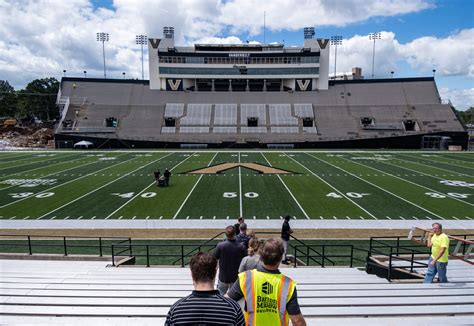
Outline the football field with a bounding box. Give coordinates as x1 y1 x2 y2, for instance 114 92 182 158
0 150 472 221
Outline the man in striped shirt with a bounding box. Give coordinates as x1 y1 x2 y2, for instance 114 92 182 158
165 252 245 325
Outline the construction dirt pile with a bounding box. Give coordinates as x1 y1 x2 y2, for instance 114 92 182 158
0 126 55 149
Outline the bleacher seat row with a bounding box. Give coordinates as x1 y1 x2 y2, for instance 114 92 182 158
1 259 473 325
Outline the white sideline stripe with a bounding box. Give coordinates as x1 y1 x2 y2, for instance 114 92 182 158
37 154 171 220
172 152 218 220
316 154 443 219
288 154 376 219
0 154 96 192
238 152 243 217
105 153 178 219
0 153 133 209
261 153 309 219
371 158 474 206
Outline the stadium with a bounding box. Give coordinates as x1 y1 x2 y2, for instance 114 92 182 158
1 26 473 325
54 27 468 150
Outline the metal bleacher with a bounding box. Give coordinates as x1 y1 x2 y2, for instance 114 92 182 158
55 78 467 147
214 103 237 126
1 258 473 325
241 104 266 125
164 103 184 118
269 104 298 126
180 103 212 126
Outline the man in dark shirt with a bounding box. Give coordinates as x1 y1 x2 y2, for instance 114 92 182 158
214 225 246 295
236 222 251 251
164 168 171 186
165 252 244 325
234 216 244 236
281 215 293 264
226 238 306 326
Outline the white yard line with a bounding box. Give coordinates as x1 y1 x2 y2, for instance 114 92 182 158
348 154 474 208
37 154 173 220
238 151 243 217
286 153 377 219
0 153 78 172
106 152 195 219
172 152 218 219
261 153 309 219
401 153 474 172
0 153 133 209
0 155 108 192
380 156 474 193
311 153 444 219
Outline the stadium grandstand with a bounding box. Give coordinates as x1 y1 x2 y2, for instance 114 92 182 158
54 27 467 149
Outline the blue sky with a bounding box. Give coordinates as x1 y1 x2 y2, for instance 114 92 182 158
0 0 473 109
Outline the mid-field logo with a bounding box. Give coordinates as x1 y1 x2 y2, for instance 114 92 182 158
184 162 295 175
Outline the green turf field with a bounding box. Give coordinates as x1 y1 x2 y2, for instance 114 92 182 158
0 150 472 220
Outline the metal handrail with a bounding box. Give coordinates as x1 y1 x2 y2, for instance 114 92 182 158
112 243 217 267
294 244 368 268
0 234 129 257
369 232 474 281
169 231 225 266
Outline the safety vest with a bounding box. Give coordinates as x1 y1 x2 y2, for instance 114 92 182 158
239 269 296 326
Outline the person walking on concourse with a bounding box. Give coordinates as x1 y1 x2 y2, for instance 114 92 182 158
281 215 293 264
226 238 306 326
424 223 450 283
165 252 244 325
214 225 246 295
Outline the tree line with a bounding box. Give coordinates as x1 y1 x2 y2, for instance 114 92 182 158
0 78 59 121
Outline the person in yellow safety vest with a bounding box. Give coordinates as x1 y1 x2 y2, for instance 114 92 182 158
226 238 306 326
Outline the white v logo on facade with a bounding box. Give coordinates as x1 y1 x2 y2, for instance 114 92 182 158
167 79 182 91
296 80 310 91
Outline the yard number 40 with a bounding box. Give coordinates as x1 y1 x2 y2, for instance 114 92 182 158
326 192 370 198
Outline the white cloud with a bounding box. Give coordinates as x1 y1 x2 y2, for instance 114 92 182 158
330 29 474 79
1 0 471 112
217 0 432 35
193 36 243 45
400 29 474 77
439 87 474 111
329 32 400 78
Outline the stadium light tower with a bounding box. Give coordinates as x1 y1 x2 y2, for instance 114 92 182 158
96 32 109 78
369 32 381 78
330 36 342 79
136 34 147 80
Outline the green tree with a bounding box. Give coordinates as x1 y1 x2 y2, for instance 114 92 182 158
455 107 474 125
16 77 60 120
0 80 17 117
